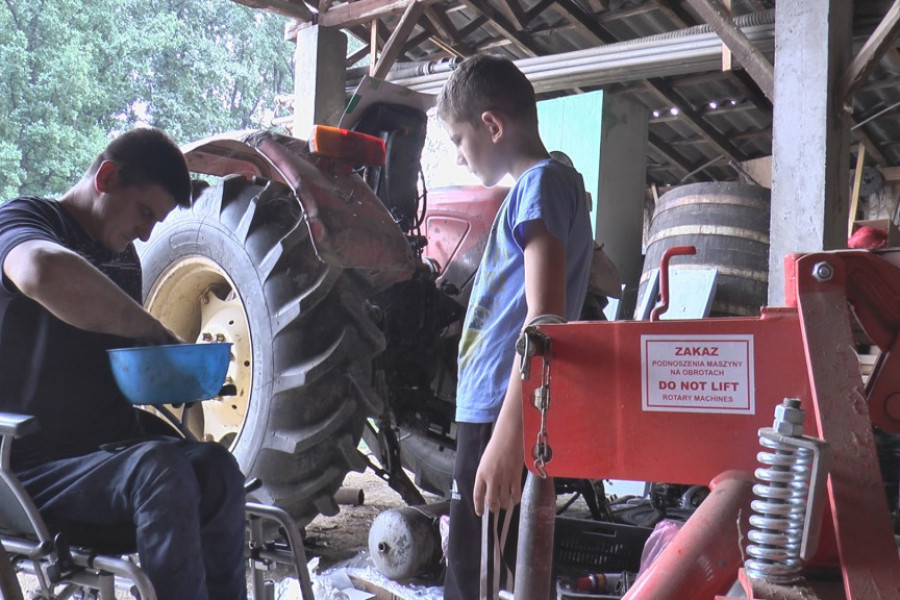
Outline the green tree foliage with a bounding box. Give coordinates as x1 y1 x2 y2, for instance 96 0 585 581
0 0 292 198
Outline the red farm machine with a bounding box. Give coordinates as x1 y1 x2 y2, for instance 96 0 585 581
514 246 900 599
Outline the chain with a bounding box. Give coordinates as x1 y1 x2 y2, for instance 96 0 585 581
532 336 553 478
517 316 565 479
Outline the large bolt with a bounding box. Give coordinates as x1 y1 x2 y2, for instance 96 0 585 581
812 262 833 282
773 397 805 437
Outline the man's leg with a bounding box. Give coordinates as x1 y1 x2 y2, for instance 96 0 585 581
18 439 246 600
180 441 247 600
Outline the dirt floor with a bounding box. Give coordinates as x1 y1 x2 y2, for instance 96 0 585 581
13 468 428 599
303 468 441 569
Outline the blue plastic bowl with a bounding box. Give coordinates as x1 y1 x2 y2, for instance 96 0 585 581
107 343 232 406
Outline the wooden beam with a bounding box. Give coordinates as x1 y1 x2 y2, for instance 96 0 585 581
526 2 750 177
648 131 694 179
231 0 314 22
419 22 469 58
721 0 733 71
317 0 442 29
597 3 657 23
652 0 694 28
458 15 489 40
879 165 900 182
399 28 432 58
849 145 866 237
372 0 426 79
881 48 900 74
346 44 370 68
550 0 617 44
839 0 900 100
522 0 556 25
424 6 475 55
369 19 380 75
851 117 888 166
685 0 775 102
727 69 774 114
494 0 527 31
646 78 747 163
585 0 608 12
458 0 541 57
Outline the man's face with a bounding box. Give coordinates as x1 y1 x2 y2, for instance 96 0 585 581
443 116 503 187
97 183 176 253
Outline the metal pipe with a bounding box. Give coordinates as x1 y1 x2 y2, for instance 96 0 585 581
622 470 755 600
363 12 776 96
514 473 556 600
333 487 365 505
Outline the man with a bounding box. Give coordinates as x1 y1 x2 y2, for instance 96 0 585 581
0 128 247 600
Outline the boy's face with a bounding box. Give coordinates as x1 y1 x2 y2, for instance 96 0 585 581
443 116 504 187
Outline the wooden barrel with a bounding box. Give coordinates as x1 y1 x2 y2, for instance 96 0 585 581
638 182 770 317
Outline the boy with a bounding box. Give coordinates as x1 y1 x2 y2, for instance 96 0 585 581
437 55 593 599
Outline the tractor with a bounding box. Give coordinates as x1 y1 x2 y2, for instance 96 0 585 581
137 103 603 525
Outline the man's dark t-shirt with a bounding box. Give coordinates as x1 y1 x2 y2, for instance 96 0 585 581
0 196 143 469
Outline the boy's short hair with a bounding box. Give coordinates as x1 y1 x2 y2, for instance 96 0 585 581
88 127 192 207
437 54 537 126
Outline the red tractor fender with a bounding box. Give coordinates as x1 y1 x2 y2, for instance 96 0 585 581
181 130 417 293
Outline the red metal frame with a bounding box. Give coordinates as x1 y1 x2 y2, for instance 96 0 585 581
519 249 900 599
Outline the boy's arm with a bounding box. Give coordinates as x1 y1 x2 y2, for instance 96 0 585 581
473 219 567 516
4 239 179 345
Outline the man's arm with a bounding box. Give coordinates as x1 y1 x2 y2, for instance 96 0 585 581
4 239 178 345
473 219 567 516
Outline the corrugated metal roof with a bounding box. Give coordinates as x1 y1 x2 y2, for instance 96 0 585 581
248 0 900 186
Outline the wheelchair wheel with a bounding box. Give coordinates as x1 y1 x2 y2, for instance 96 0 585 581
0 546 23 600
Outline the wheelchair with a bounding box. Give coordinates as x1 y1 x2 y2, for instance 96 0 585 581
0 412 315 600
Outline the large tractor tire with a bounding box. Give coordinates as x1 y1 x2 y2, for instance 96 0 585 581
138 175 385 526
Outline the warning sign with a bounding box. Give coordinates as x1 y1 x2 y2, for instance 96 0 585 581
641 334 755 414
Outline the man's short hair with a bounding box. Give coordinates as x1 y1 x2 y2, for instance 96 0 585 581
88 128 191 208
436 54 537 127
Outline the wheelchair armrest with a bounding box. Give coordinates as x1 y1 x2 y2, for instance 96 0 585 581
0 413 39 438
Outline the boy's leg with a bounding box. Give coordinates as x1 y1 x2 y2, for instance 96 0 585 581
18 439 246 600
445 422 492 600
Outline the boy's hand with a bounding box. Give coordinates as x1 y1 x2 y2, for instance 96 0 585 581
473 415 524 516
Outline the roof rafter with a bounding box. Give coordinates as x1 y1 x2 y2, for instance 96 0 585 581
840 0 900 100
526 1 747 168
494 0 527 31
317 0 442 29
231 0 314 21
371 0 426 78
685 0 774 102
646 77 747 163
423 6 475 55
652 0 693 29
458 0 542 56
551 0 617 44
647 132 696 180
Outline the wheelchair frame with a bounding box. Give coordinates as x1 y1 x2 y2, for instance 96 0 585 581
0 412 315 600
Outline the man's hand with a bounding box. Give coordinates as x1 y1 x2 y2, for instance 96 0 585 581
139 322 185 347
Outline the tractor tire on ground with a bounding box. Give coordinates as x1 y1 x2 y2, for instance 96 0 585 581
139 175 385 526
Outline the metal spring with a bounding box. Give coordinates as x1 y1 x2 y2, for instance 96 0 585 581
744 435 813 584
